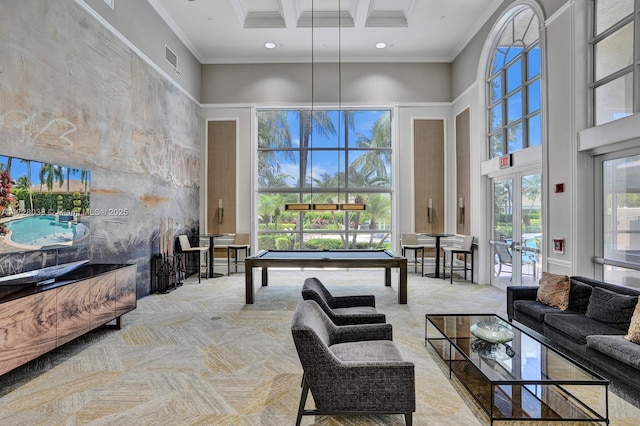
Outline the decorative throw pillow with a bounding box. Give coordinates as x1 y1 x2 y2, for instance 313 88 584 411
625 296 640 344
567 280 593 314
536 272 570 310
585 287 639 331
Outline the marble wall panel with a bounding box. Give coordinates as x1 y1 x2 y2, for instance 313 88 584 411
0 0 201 296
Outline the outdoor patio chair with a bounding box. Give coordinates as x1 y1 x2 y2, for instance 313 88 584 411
494 241 537 279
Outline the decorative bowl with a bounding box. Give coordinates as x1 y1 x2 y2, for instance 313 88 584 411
470 319 514 343
470 339 516 360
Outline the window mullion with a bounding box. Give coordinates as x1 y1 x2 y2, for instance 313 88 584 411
522 51 529 149
632 0 640 112
502 69 509 155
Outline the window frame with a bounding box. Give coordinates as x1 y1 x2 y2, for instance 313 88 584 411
486 8 542 159
589 0 639 126
593 145 640 285
255 107 394 251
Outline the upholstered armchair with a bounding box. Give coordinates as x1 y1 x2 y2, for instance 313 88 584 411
301 277 386 325
291 300 415 426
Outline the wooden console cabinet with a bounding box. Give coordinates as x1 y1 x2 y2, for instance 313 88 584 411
0 263 136 376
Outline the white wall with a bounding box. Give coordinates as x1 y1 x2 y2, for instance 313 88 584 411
201 102 455 255
201 63 452 104
199 60 455 253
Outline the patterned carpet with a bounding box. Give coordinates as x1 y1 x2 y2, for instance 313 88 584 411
0 268 639 425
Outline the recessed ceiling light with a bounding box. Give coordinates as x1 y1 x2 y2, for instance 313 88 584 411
375 42 387 49
264 42 276 49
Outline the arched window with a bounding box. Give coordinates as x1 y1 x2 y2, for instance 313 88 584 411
487 7 542 158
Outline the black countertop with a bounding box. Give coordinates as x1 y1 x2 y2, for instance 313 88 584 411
0 263 135 304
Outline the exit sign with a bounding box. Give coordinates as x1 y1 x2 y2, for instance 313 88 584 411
499 154 512 169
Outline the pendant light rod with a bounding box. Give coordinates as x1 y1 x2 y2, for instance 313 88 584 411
284 0 364 212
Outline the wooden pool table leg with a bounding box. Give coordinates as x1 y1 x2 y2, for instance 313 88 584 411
245 264 254 304
385 268 391 286
399 261 407 304
262 267 268 286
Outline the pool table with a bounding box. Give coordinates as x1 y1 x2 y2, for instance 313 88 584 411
244 249 408 304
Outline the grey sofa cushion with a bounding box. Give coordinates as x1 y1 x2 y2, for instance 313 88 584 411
585 287 638 331
545 313 625 344
330 340 403 362
587 334 640 369
567 280 593 314
513 300 569 322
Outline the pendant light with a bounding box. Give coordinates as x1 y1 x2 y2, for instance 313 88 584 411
285 0 364 212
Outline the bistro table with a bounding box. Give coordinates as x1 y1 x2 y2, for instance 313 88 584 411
196 233 227 278
421 233 451 279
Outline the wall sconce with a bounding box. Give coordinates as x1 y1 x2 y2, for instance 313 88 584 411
218 198 224 224
427 198 433 223
458 197 464 224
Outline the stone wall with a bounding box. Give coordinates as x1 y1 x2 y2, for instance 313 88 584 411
0 0 201 296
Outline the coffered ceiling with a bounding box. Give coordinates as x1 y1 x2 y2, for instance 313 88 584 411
149 0 503 64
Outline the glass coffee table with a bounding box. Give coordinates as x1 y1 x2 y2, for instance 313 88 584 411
426 314 609 424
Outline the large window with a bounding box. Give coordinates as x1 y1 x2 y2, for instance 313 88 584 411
598 149 640 286
487 7 542 158
257 109 392 251
591 0 637 126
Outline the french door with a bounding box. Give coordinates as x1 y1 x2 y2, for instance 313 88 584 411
491 172 542 286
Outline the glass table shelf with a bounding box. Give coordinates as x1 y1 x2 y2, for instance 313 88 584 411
426 314 609 425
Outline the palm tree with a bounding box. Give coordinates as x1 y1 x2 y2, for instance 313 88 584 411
15 176 30 190
80 169 89 194
258 111 294 175
300 110 335 186
363 194 390 231
5 157 12 175
39 164 64 193
522 174 541 211
20 159 34 210
352 112 392 179
66 167 80 193
258 163 293 188
345 167 390 246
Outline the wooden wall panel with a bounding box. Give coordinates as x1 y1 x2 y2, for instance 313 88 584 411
207 121 237 234
414 119 445 233
456 109 471 235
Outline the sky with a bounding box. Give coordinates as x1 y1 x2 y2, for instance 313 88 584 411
273 109 390 185
0 155 89 186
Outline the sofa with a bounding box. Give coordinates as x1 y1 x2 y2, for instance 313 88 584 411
507 275 640 403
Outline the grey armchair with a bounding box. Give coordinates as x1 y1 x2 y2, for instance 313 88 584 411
291 300 415 426
301 277 386 325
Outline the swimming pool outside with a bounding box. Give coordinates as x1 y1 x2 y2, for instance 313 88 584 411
5 215 78 247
